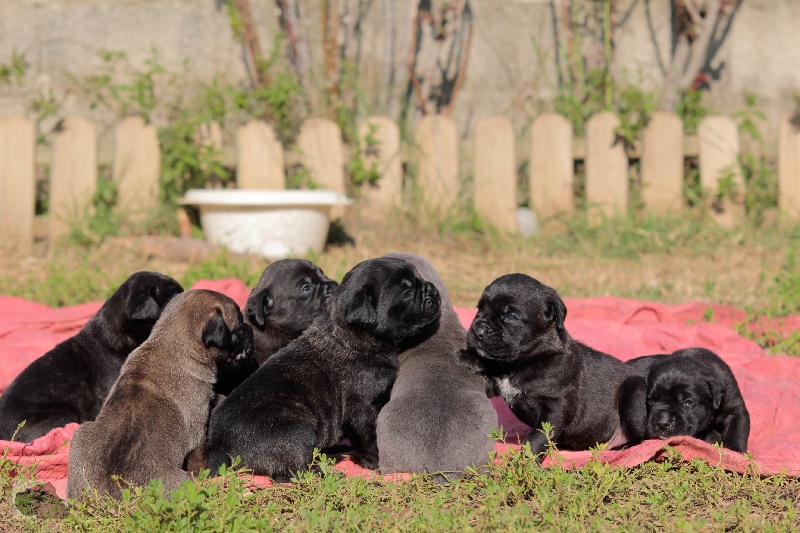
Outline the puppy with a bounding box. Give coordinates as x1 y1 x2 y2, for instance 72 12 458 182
205 257 441 481
245 259 338 364
67 290 253 500
214 260 338 396
0 272 183 442
456 274 659 456
628 347 749 452
376 253 497 482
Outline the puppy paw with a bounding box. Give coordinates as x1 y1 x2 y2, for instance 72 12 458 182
353 452 379 470
454 348 485 374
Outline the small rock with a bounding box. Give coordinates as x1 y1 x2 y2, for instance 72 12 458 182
516 207 539 238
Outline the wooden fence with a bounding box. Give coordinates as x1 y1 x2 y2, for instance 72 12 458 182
2 111 800 253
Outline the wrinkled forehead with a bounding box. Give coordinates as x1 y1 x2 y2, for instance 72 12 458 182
480 275 551 310
384 253 444 287
344 258 418 287
167 290 238 319
264 259 317 281
649 360 711 396
125 270 165 287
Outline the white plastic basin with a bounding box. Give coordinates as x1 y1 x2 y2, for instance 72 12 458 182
180 189 353 259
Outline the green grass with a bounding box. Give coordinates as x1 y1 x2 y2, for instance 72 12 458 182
530 210 781 261
179 250 263 289
765 247 800 318
5 448 799 531
0 256 131 308
734 247 800 356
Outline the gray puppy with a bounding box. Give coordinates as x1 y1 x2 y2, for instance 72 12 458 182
67 290 253 500
376 253 497 482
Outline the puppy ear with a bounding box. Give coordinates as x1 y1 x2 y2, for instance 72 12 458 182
344 285 378 330
247 289 274 328
707 379 723 410
545 293 567 339
127 287 161 322
202 308 232 349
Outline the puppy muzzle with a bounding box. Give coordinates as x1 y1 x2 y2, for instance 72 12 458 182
466 319 510 361
647 409 681 439
230 323 255 363
421 281 440 318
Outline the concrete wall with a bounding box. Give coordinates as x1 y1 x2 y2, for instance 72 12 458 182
2 0 799 148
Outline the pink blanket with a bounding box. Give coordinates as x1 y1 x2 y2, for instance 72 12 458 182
2 279 799 499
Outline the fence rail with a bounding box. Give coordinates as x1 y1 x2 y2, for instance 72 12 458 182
2 111 800 252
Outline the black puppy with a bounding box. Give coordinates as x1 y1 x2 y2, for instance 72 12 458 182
214 259 338 395
0 272 183 442
205 257 441 481
622 347 750 452
457 273 659 456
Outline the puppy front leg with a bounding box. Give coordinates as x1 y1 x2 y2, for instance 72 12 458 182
344 409 380 469
617 376 648 446
521 403 568 459
717 410 750 453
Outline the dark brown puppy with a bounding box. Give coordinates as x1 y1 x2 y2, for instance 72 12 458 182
457 274 661 456
246 259 338 364
205 257 441 481
67 290 253 500
376 253 497 482
214 260 338 396
0 272 183 442
621 347 750 452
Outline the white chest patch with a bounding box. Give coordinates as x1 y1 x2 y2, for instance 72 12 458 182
496 377 522 405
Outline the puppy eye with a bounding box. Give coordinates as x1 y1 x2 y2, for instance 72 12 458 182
504 313 518 322
300 284 311 294
682 399 695 407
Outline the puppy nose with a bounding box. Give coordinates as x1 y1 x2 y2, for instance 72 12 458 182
422 282 440 311
654 412 677 433
472 322 487 340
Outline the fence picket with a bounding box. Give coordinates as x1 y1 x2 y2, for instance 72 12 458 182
586 112 628 219
237 121 285 189
779 115 800 217
0 115 35 253
642 111 683 211
474 117 517 232
50 116 97 238
298 118 345 217
359 117 402 208
530 113 574 217
698 116 742 196
415 115 458 214
113 117 160 214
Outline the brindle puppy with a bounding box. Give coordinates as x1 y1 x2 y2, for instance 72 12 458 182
67 290 253 500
